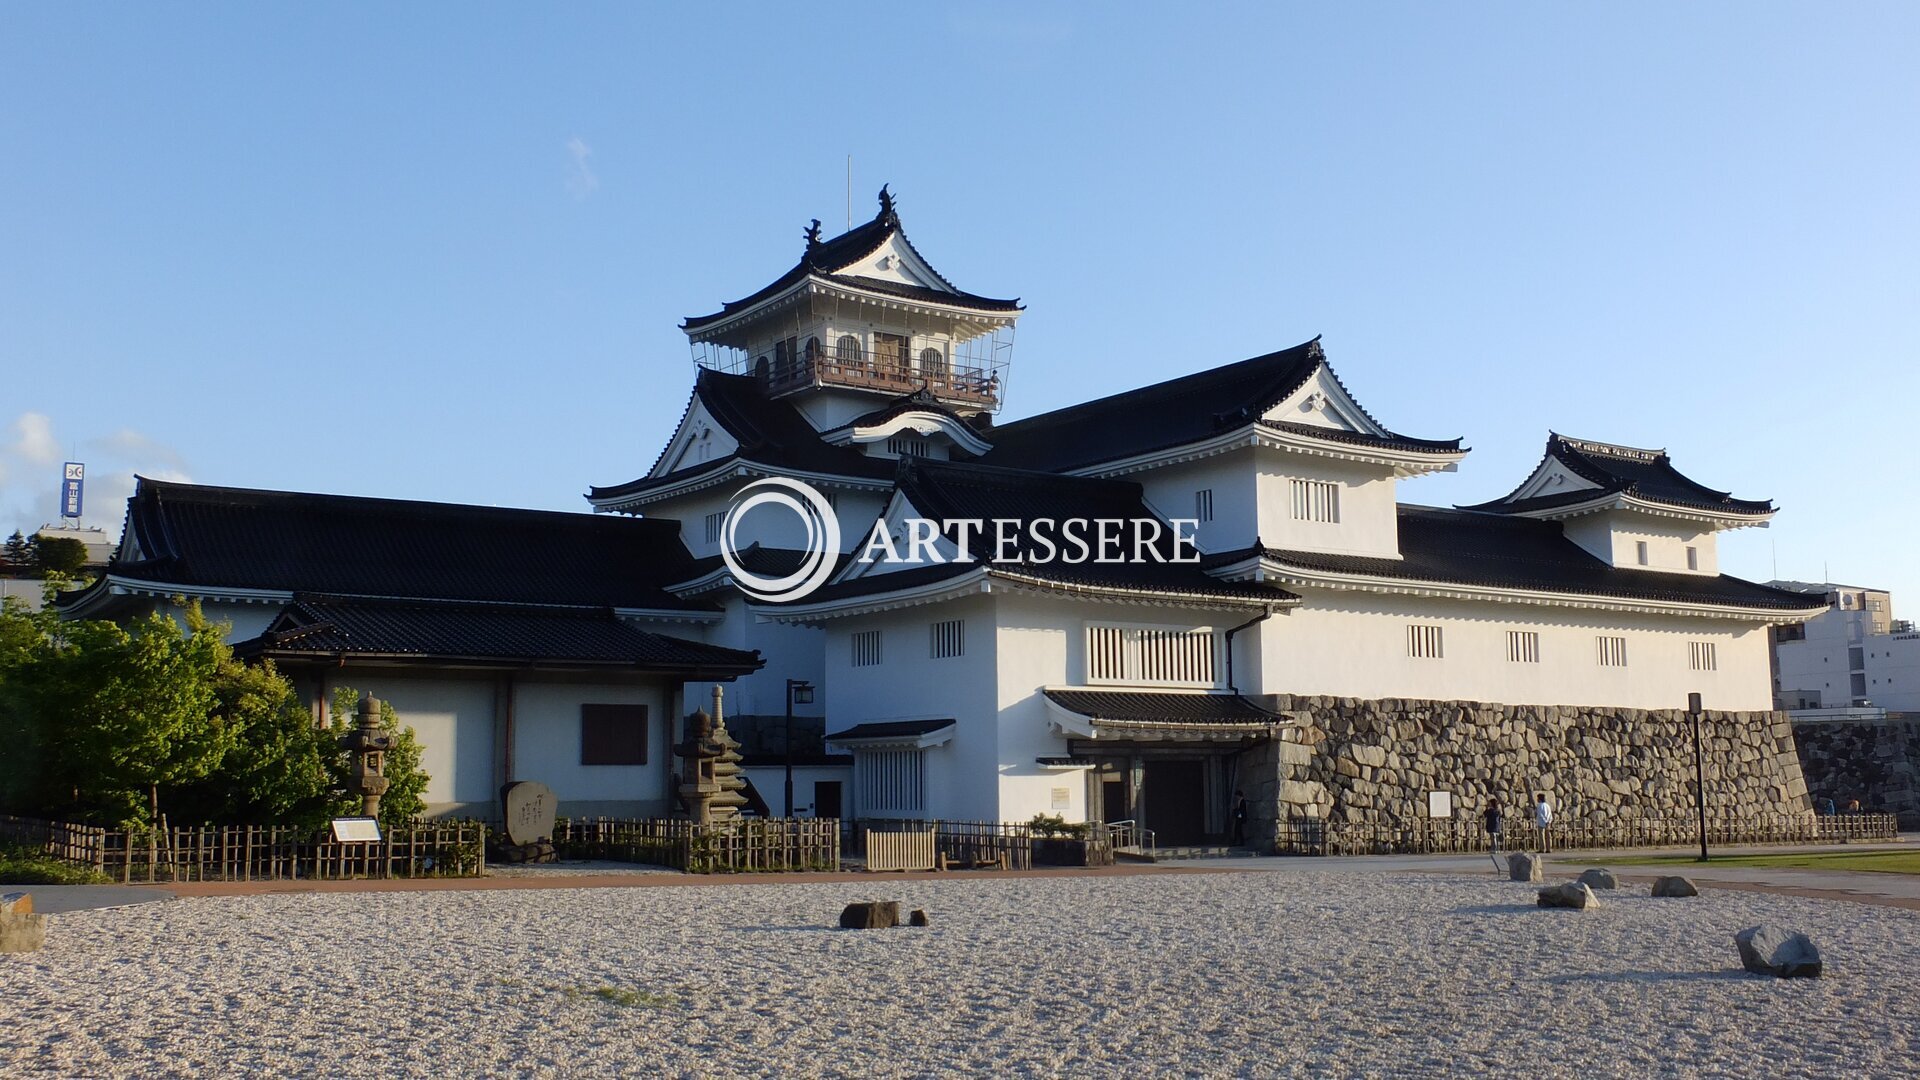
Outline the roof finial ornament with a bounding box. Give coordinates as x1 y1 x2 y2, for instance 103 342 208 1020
803 218 823 247
877 183 896 221
1306 336 1326 362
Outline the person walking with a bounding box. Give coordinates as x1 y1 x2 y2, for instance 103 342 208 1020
1231 789 1249 847
1534 793 1554 853
1484 797 1504 867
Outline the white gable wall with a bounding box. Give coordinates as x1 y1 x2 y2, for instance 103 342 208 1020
1254 450 1402 559
1562 513 1719 574
1133 451 1260 555
651 397 742 477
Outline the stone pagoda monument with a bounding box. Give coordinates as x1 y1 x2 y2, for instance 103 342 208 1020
674 685 749 824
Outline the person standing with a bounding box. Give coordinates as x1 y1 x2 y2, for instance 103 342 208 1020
1484 797 1504 858
1231 789 1249 847
1534 793 1554 853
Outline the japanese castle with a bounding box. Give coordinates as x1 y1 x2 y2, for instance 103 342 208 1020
63 189 1825 842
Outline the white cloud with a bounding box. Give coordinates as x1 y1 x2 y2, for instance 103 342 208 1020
9 412 59 466
0 412 191 538
565 136 599 201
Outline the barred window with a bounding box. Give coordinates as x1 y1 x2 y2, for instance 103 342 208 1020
835 334 863 362
1407 624 1444 659
1290 478 1340 523
887 435 932 458
857 748 924 815
851 629 883 667
704 511 726 545
1506 630 1540 664
930 619 965 659
1194 489 1214 523
1087 623 1218 686
1597 635 1629 667
1689 641 1717 672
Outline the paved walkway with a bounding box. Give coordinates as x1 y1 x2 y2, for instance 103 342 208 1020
24 836 1914 912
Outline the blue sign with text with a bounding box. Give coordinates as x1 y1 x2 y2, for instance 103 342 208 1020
61 462 84 519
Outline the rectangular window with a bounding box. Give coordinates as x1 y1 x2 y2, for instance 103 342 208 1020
1686 546 1699 571
580 704 648 766
1506 630 1540 664
851 629 883 667
1597 635 1628 667
856 748 925 815
930 619 965 659
1635 541 1650 566
1290 478 1340 523
1086 623 1219 686
1689 641 1717 671
1407 624 1445 659
887 435 931 457
1194 489 1214 523
704 511 726 545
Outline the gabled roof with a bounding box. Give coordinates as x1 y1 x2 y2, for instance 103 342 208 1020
1464 434 1775 519
979 338 1462 474
60 477 719 613
763 458 1300 613
682 187 1021 333
822 388 991 453
1211 505 1823 614
236 595 761 674
588 368 898 503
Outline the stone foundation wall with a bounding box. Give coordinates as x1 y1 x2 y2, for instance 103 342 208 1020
1793 719 1920 826
1239 694 1811 844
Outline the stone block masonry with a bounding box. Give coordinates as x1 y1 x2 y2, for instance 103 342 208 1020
1793 718 1920 827
1239 695 1812 845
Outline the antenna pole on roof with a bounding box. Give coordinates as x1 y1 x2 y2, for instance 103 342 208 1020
846 155 853 232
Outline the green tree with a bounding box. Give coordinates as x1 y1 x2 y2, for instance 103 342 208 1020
34 536 87 575
327 686 430 829
168 657 353 831
0 531 30 577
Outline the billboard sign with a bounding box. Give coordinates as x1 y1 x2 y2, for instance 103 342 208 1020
61 462 84 519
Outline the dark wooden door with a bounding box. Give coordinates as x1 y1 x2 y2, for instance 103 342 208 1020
1143 760 1207 846
1102 778 1129 825
814 780 842 820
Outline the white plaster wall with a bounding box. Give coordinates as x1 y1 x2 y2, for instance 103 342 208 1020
738 764 854 817
510 679 673 814
646 482 888 560
820 594 998 821
330 671 499 812
1864 635 1920 710
1253 450 1401 559
1562 512 1718 574
685 594 825 725
1133 451 1259 556
1256 592 1775 711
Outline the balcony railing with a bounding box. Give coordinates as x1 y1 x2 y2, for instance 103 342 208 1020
764 349 1002 408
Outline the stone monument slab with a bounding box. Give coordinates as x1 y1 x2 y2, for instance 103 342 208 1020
503 781 558 846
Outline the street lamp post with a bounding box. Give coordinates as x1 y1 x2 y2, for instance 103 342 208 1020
1689 691 1709 862
784 679 814 818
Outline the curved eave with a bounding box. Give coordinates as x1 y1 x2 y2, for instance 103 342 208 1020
246 648 762 677
822 410 995 457
1483 492 1776 531
587 459 893 513
1235 557 1826 622
755 566 1297 625
1072 422 1468 480
56 574 295 618
684 275 1021 347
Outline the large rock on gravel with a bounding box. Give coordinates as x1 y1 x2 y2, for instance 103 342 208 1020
1576 868 1618 891
1508 852 1544 882
839 901 900 930
0 912 45 953
1651 876 1698 898
0 891 30 914
1735 925 1822 978
1537 882 1599 910
909 909 930 927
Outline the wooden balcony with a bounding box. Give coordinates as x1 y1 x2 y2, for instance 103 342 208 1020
765 352 1002 410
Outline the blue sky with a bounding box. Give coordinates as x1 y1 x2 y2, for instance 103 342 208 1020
2 4 1915 605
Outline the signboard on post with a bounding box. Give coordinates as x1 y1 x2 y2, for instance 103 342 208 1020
330 817 382 843
61 463 84 519
1427 791 1453 819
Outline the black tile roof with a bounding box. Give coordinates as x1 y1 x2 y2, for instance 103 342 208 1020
824 718 956 742
1465 434 1775 518
765 458 1300 609
65 477 717 612
980 338 1462 473
588 369 897 502
682 190 1020 332
1043 689 1286 725
236 595 762 673
1214 505 1824 612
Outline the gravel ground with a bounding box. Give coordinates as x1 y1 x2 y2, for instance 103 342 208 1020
3 871 1915 1078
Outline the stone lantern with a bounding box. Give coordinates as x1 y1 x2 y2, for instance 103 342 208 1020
341 694 394 818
